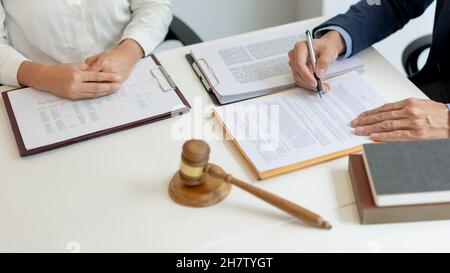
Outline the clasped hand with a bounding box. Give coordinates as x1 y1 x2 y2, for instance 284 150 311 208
18 39 144 100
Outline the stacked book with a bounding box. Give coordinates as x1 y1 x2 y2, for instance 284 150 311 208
349 139 450 224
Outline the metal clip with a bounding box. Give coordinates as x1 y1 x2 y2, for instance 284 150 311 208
193 58 220 90
150 66 177 92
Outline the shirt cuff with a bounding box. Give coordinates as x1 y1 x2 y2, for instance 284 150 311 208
314 26 353 59
121 31 161 57
0 54 28 86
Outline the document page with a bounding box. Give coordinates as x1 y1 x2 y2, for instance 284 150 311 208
214 72 386 174
7 57 187 150
191 22 364 98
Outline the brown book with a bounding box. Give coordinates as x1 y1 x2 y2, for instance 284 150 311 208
348 154 450 225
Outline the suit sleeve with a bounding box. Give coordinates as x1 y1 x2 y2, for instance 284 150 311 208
314 0 435 57
121 0 173 56
0 4 29 86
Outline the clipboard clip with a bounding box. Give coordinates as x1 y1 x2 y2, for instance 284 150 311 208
150 66 177 92
193 58 220 91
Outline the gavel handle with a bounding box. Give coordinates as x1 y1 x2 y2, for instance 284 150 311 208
207 167 332 230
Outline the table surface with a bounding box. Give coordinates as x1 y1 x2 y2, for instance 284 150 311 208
1 17 449 253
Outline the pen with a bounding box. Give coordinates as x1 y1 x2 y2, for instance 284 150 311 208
305 30 324 98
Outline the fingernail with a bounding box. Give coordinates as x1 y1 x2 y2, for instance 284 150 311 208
350 119 358 127
370 133 380 139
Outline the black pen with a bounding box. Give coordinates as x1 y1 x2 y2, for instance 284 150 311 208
305 30 324 98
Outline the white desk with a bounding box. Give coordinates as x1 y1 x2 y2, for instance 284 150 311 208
1 17 449 253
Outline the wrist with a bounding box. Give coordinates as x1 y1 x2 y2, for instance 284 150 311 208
321 30 346 56
17 61 40 87
17 61 52 89
117 39 144 62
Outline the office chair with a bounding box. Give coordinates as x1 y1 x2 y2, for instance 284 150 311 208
402 34 432 78
164 16 203 45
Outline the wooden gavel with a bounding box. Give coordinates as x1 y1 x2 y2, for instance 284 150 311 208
169 140 332 230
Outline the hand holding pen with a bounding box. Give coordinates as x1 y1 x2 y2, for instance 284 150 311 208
305 30 324 97
288 30 347 94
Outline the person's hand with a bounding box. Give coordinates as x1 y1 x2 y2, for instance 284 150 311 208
288 30 346 92
17 61 122 100
351 98 450 141
85 39 144 82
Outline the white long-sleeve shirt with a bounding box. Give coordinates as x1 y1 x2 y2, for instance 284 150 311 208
0 0 173 86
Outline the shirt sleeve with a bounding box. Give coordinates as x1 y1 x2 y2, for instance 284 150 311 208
314 26 353 59
0 4 29 86
447 104 450 111
121 0 173 57
313 0 434 58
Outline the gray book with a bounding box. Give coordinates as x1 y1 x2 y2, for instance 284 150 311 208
362 139 450 207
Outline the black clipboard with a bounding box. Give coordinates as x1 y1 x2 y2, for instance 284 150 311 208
186 53 283 106
186 53 222 106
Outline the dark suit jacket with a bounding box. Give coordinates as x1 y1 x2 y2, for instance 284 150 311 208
315 0 450 103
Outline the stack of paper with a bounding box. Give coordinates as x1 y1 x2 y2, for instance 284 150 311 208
213 72 385 179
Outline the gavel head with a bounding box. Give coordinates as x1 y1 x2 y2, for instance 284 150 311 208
169 140 232 208
179 140 210 186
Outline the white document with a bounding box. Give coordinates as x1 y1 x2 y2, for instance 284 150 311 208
191 22 364 104
214 72 386 174
8 57 187 150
